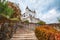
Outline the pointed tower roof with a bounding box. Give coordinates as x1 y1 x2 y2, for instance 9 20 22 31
26 6 36 13
26 6 29 9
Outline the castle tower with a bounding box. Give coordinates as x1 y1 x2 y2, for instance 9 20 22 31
21 6 40 23
24 6 36 18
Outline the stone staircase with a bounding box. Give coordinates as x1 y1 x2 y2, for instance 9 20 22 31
10 28 38 40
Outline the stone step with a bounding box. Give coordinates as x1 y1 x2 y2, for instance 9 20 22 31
11 38 37 40
13 33 36 38
10 28 38 40
11 33 37 40
13 33 34 37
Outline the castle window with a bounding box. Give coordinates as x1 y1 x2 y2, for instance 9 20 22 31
23 13 25 17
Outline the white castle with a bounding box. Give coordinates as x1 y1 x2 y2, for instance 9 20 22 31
21 6 41 23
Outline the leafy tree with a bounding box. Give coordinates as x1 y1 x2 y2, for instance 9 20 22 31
4 6 14 18
37 21 46 25
0 0 14 18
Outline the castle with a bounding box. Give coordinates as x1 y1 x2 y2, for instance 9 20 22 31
21 6 41 23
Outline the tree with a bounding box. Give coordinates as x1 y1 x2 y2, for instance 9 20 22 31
0 0 14 18
0 0 21 21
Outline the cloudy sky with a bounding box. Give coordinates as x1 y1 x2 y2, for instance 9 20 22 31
8 0 60 24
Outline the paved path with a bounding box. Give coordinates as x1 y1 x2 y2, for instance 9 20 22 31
10 28 38 40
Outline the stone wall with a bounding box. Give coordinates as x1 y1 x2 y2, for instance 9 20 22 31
18 22 60 31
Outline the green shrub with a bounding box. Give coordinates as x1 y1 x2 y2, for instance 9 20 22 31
24 20 29 23
37 21 46 25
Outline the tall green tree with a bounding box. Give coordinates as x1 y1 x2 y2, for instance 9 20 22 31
0 0 14 18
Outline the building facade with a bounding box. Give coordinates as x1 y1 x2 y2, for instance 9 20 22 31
21 6 41 23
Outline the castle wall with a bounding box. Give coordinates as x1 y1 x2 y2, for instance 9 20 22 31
18 22 60 31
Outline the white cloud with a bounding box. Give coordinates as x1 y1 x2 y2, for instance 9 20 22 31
40 9 60 24
8 0 54 13
8 0 15 2
30 0 36 3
